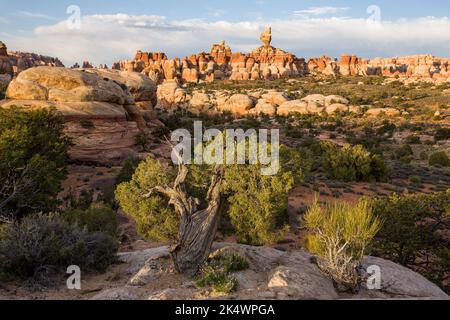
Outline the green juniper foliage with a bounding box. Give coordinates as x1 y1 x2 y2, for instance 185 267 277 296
0 107 71 219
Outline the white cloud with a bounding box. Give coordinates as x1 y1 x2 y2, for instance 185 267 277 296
4 13 450 67
294 6 350 16
17 11 56 20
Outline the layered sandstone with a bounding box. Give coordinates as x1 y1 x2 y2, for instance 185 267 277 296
308 54 450 81
1 66 162 164
114 27 306 83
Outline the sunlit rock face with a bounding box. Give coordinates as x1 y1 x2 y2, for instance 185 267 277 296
113 27 307 83
1 66 163 165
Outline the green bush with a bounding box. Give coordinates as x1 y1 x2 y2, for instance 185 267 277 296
0 83 6 100
429 151 450 167
434 128 450 141
221 145 310 245
405 135 421 144
0 214 117 281
115 157 180 241
79 119 95 129
115 158 142 186
61 202 118 238
372 191 450 293
394 144 414 159
196 253 249 294
0 107 71 219
320 141 390 182
135 131 150 151
304 198 381 290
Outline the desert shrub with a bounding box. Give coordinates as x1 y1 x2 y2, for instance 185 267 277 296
61 202 118 238
429 151 450 167
409 175 422 184
304 198 381 290
320 141 390 182
405 135 421 144
0 107 71 220
0 83 6 100
79 119 95 129
222 145 310 245
394 144 414 159
434 128 450 141
135 131 150 151
115 157 142 186
115 157 180 241
196 253 249 294
372 191 450 293
420 151 429 161
0 214 117 281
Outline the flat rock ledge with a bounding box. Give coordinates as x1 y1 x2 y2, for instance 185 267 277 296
92 243 449 300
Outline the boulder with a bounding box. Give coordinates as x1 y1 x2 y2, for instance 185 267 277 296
156 80 186 109
83 69 157 105
262 91 289 106
248 99 277 116
366 107 401 117
2 66 162 164
277 100 308 116
189 92 212 113
324 95 349 107
217 94 254 115
6 67 133 105
325 103 349 114
105 243 449 300
357 256 448 300
301 94 326 106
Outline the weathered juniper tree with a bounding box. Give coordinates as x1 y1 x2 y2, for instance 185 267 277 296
142 162 224 276
116 143 310 276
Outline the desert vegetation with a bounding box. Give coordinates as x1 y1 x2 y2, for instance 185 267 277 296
0 62 449 300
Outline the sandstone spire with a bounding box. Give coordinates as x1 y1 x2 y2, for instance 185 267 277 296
260 26 272 47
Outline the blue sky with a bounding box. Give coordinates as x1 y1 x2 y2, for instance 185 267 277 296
1 0 449 66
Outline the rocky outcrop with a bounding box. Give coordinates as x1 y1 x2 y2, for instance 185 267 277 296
339 54 367 76
92 243 449 300
308 54 450 81
1 66 162 164
114 28 306 83
308 56 338 76
0 41 13 85
8 51 64 75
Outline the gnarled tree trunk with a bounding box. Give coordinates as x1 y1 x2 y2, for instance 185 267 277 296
144 163 224 276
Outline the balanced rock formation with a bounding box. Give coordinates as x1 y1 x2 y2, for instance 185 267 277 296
1 66 162 164
0 41 13 85
114 27 307 83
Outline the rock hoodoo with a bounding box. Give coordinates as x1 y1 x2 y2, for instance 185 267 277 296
114 27 307 83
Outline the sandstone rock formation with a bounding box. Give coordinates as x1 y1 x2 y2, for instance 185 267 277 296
0 41 13 85
92 243 449 300
114 27 306 83
308 54 450 82
1 66 162 164
8 51 64 75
